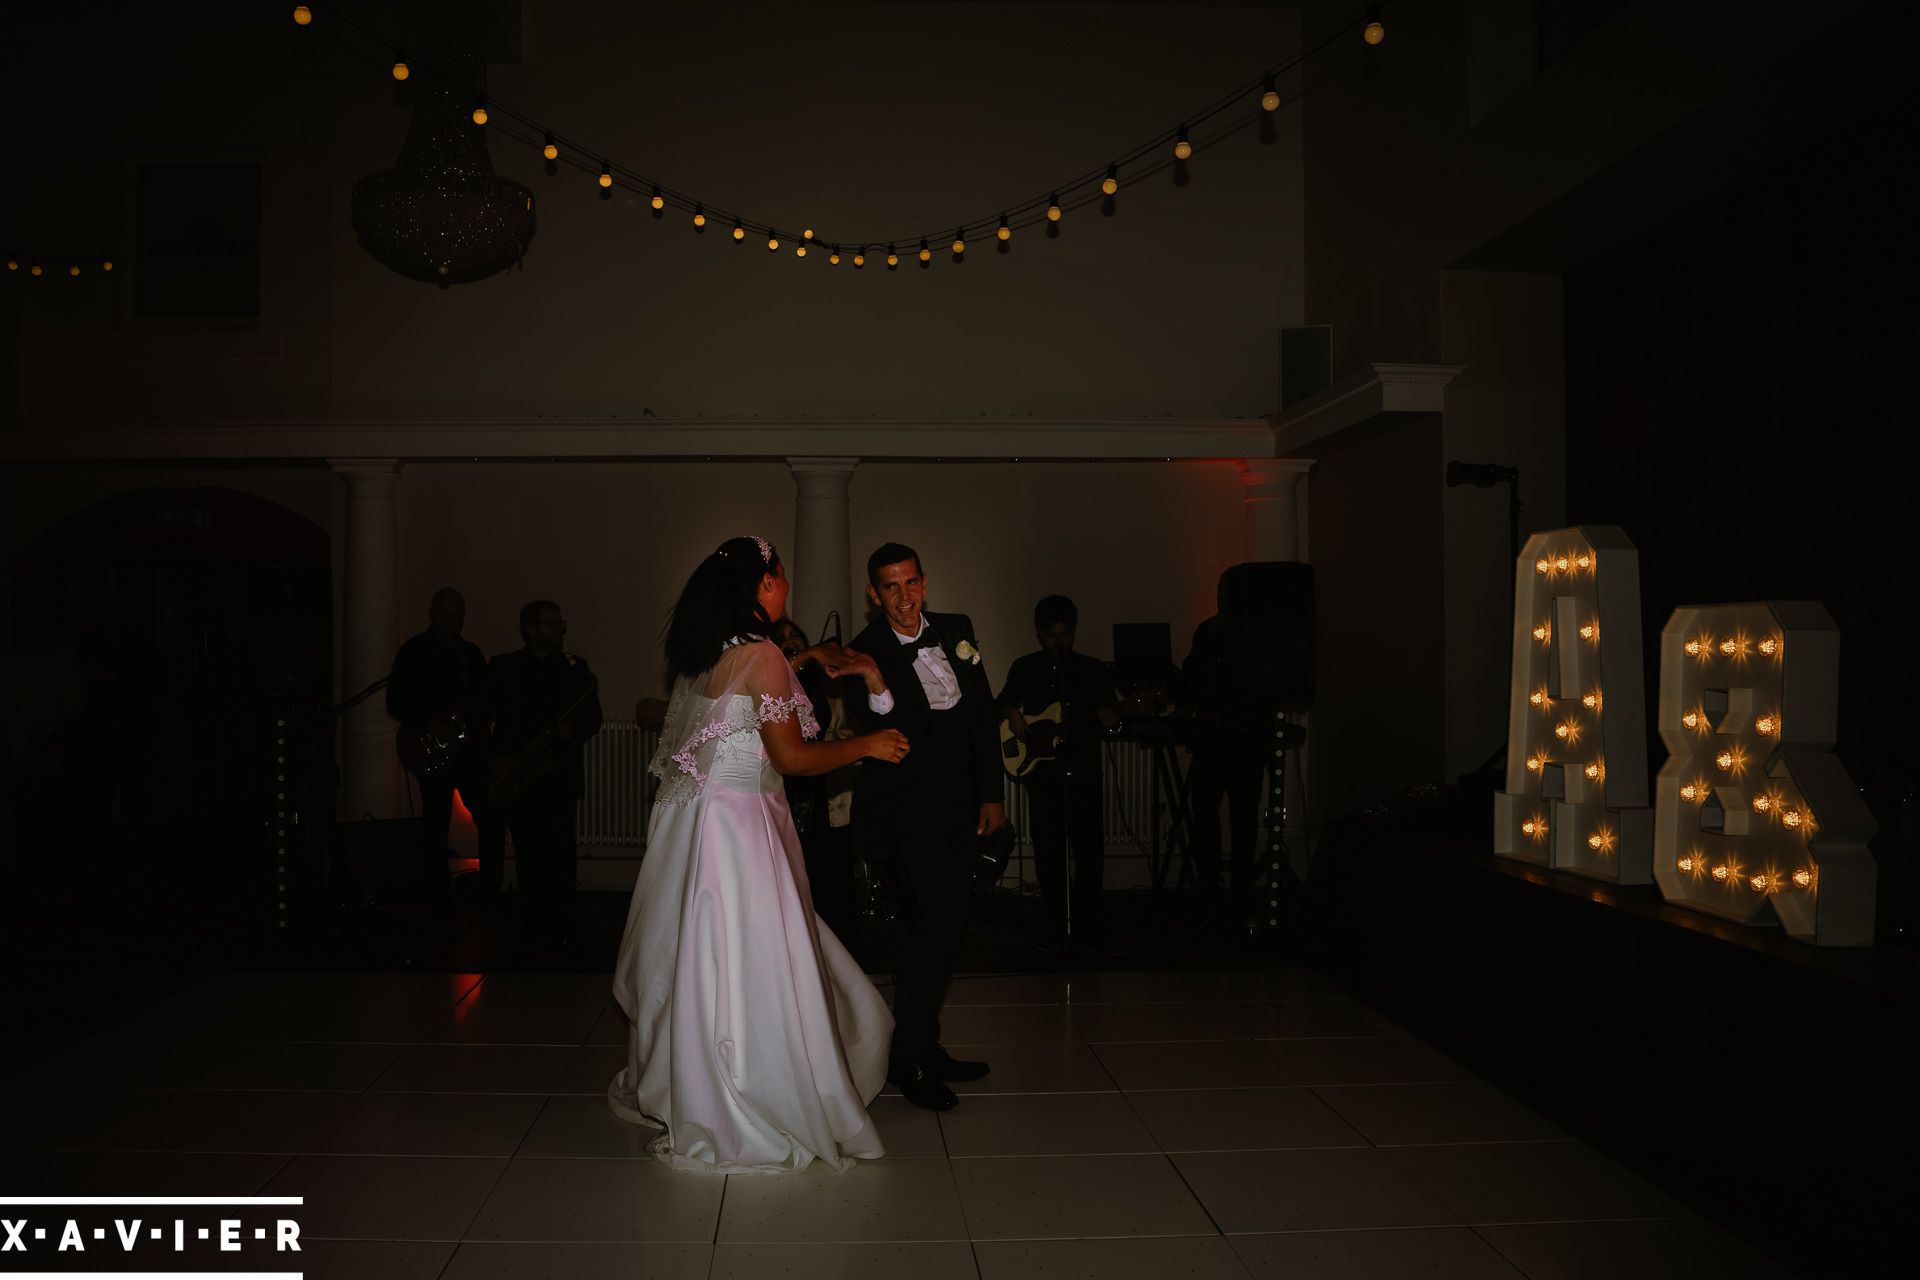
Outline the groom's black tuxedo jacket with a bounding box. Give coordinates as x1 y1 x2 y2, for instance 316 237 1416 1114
849 610 1001 816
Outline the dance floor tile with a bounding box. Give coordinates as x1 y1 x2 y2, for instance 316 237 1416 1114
371 1043 577 1094
554 1044 626 1094
1218 1000 1396 1039
1065 1002 1248 1043
1050 968 1346 1004
461 973 616 1006
422 999 604 1046
1388 1141 1692 1224
711 1241 977 1279
442 1241 711 1280
938 1092 1155 1157
974 1235 1253 1279
467 1157 723 1243
298 1239 460 1279
24 1038 404 1092
1476 1219 1796 1279
1228 1226 1526 1278
297 1091 545 1158
515 1094 661 1159
0 1148 293 1195
1127 1087 1366 1153
944 974 1060 1005
938 1041 1117 1095
718 1154 966 1243
865 1094 947 1158
38 1088 315 1153
1092 1039 1298 1091
585 1003 629 1046
1259 1036 1473 1086
172 970 482 1007
951 1154 1214 1240
1173 1148 1457 1233
937 1004 1081 1044
262 1153 507 1240
1314 1082 1566 1146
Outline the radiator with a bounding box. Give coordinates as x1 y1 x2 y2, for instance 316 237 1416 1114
576 721 659 847
577 722 1165 856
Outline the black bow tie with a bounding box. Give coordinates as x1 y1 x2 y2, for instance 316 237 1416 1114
909 630 943 652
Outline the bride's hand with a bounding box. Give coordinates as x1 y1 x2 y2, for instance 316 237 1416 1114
863 729 910 763
787 644 834 671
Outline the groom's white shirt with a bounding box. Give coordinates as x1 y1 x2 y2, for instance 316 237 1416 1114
866 618 961 714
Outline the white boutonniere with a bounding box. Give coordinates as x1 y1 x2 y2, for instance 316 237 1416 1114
953 639 981 665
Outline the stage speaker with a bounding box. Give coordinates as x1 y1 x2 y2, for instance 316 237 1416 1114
1223 561 1314 707
250 566 330 695
1280 324 1332 410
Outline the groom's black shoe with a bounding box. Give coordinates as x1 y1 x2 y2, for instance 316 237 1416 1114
888 1063 959 1111
927 1046 990 1083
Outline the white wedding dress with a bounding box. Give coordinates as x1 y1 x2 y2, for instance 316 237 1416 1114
609 638 891 1173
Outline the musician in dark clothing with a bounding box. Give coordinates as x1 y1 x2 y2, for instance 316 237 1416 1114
386 588 501 902
487 600 602 949
1184 572 1266 907
995 595 1120 952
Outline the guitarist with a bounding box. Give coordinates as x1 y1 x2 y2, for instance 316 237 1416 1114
995 595 1120 956
486 600 602 951
386 588 498 907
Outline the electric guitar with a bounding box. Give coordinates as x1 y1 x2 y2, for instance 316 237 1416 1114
396 703 476 779
999 701 1116 780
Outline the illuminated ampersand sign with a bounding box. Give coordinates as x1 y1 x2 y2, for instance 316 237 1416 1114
1653 602 1876 945
1494 527 1651 881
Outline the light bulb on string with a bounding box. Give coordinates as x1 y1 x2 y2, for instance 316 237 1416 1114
802 228 814 241
1261 75 1280 111
292 4 312 25
994 214 1011 242
597 163 613 189
732 219 745 241
1101 163 1119 196
692 204 706 228
918 239 931 263
1174 127 1192 161
29 263 42 277
1363 5 1386 44
952 229 965 255
768 235 780 251
543 133 558 162
650 186 664 210
828 247 840 265
1047 193 1062 222
471 101 488 126
853 246 866 267
102 259 113 271
5 259 17 271
391 49 409 80
68 262 81 277
794 243 805 257
886 246 899 268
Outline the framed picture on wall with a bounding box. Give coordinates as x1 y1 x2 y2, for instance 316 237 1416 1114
123 156 262 324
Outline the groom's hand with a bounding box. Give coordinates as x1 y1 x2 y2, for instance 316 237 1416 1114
977 802 1006 836
823 646 887 695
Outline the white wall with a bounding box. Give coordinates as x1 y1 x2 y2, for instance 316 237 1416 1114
391 458 1247 718
12 2 1306 424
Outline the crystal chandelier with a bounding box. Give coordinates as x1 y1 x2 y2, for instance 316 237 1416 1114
351 51 535 285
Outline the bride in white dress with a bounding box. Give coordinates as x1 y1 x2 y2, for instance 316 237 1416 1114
610 535 911 1173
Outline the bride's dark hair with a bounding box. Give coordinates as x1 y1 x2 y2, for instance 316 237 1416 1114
664 536 781 678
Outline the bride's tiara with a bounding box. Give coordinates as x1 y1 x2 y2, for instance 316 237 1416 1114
719 536 775 566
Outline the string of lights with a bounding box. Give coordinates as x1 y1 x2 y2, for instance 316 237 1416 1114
7 2 1387 280
303 0 1389 264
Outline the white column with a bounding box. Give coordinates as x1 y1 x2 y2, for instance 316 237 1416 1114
1237 457 1315 562
330 458 403 821
787 457 859 644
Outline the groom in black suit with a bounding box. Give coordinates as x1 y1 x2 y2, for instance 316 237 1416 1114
836 542 1004 1110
